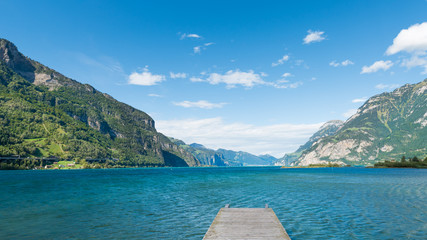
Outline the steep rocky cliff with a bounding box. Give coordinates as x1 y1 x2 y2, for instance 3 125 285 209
0 39 198 167
275 120 343 166
296 80 427 166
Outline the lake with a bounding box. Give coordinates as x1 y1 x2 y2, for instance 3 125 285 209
0 167 426 239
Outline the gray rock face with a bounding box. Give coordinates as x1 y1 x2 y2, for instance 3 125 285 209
0 38 77 89
275 120 344 166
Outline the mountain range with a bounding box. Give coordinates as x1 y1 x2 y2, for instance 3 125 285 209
1 38 426 168
170 138 277 166
276 80 427 166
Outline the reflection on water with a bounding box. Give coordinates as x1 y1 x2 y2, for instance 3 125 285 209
0 167 426 239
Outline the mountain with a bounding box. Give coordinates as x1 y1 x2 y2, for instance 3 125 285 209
216 148 277 166
170 138 276 166
169 138 230 166
0 38 198 167
275 120 344 166
296 80 427 166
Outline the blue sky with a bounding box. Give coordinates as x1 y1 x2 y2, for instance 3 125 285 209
2 0 427 157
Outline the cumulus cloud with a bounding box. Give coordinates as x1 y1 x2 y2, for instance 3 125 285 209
195 70 266 88
272 55 290 67
361 60 393 74
352 97 368 103
156 117 324 157
191 70 302 89
386 22 427 55
386 22 427 74
375 83 400 90
172 100 227 109
128 66 165 86
170 72 187 79
343 109 358 118
303 30 326 44
180 33 202 39
330 59 354 67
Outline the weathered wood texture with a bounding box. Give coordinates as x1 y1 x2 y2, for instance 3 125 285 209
203 206 291 240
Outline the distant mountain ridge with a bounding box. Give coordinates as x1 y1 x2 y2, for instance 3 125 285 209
0 38 198 167
170 138 277 166
216 148 277 166
294 80 427 166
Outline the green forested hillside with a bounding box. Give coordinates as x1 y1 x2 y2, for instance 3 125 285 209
0 39 197 168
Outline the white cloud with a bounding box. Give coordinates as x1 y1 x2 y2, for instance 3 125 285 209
197 70 266 88
343 109 358 118
193 42 214 54
148 93 162 97
190 77 204 82
375 83 400 90
329 61 340 67
128 66 165 86
386 22 427 74
271 73 301 89
170 72 187 79
172 100 227 109
193 46 201 54
272 55 290 67
386 22 427 55
352 97 368 103
402 56 427 74
342 60 354 66
272 81 303 89
180 33 202 39
361 60 393 74
191 70 302 89
282 72 292 78
330 59 354 67
303 30 326 44
156 117 324 157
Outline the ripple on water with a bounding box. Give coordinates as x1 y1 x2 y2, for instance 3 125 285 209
0 167 426 239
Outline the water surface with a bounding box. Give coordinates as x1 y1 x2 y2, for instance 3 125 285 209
1 167 426 239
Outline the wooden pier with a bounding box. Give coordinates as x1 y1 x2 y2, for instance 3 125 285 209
203 204 291 240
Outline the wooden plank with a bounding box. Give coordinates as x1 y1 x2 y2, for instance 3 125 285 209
203 206 291 240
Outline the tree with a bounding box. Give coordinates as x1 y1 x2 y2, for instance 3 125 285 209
412 156 419 162
401 156 406 162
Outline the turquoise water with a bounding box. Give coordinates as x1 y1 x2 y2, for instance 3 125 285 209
0 167 426 239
